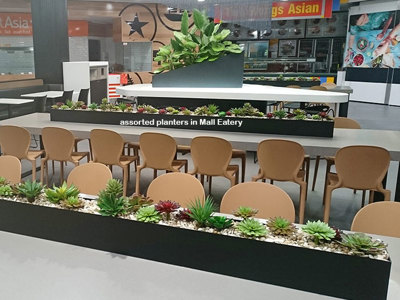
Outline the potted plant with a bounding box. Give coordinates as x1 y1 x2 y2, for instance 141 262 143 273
152 10 244 88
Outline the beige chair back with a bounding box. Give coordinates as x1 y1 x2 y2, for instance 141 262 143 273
257 139 304 181
140 132 177 170
310 85 328 91
220 182 295 222
191 136 232 176
0 155 21 184
42 127 74 161
0 125 30 159
90 129 124 165
321 82 337 89
334 117 361 129
351 202 400 238
147 173 205 208
335 146 390 190
67 162 112 195
286 85 301 89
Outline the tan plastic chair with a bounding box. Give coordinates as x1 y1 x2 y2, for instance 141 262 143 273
286 85 301 89
351 202 400 238
252 139 307 224
147 173 205 208
90 129 138 196
310 85 328 91
220 182 295 222
189 136 239 193
40 127 90 185
0 155 22 185
323 146 391 223
135 132 187 194
0 125 44 181
321 82 337 89
67 162 112 195
312 117 361 191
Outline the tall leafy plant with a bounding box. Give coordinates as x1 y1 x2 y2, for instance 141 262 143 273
154 9 242 73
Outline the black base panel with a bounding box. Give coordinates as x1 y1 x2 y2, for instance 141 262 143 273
0 199 391 300
152 54 244 88
244 80 321 87
50 110 334 137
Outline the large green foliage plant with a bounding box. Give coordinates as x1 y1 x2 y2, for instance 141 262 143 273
154 10 242 73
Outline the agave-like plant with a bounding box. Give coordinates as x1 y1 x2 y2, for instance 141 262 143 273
188 196 217 227
267 217 296 236
45 182 80 204
16 180 43 203
127 194 153 213
98 179 123 198
233 206 258 219
340 233 386 256
302 220 336 244
237 218 268 238
61 196 84 209
208 216 233 231
97 193 128 217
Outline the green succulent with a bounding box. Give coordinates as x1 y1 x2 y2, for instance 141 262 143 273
233 206 258 219
128 194 153 213
142 105 158 114
61 196 84 209
302 220 336 244
101 98 108 105
237 219 268 238
182 109 192 116
16 180 43 203
154 10 242 74
0 185 14 197
119 103 127 112
230 107 244 116
45 182 80 204
0 177 8 186
293 109 306 116
98 179 123 198
207 104 219 114
97 193 128 217
60 105 70 110
89 103 98 110
273 110 287 119
136 206 161 223
75 101 85 108
194 106 209 116
208 216 233 231
312 114 322 120
267 217 296 236
166 106 175 113
188 196 217 227
340 233 386 256
295 114 306 120
66 100 74 109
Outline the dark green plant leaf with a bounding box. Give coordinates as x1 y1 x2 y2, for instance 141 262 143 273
181 10 189 35
204 22 215 37
193 9 205 29
171 39 182 51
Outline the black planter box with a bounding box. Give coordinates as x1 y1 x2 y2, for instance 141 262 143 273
0 199 391 300
152 54 244 88
50 109 334 138
244 80 321 87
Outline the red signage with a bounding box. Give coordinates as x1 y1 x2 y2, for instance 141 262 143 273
272 0 333 20
0 13 88 36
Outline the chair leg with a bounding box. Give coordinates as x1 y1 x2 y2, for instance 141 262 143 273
361 190 366 207
262 179 266 183
60 161 64 184
31 160 36 181
240 154 246 183
353 189 357 194
200 174 204 186
270 179 274 184
153 169 157 179
135 167 142 195
312 155 320 191
52 160 55 175
369 190 375 204
122 166 128 197
184 161 188 173
298 182 307 224
322 160 334 205
323 186 335 223
40 159 45 184
208 176 212 194
89 139 93 161
127 164 131 182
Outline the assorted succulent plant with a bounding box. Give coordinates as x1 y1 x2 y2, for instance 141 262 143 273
233 206 258 219
0 177 9 186
208 216 233 231
155 200 180 221
61 196 84 209
267 217 296 236
100 179 123 198
175 208 193 221
45 182 80 204
188 196 217 227
16 180 43 203
302 220 336 245
237 218 268 238
0 185 14 197
340 233 386 256
97 192 128 217
128 194 153 213
136 206 161 223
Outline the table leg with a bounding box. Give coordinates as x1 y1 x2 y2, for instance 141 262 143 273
338 101 349 117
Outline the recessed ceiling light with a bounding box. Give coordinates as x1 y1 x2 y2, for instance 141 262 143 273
198 0 206 2
106 3 113 10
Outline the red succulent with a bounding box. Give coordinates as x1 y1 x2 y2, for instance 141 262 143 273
155 200 180 220
81 105 87 110
56 102 64 107
266 112 274 119
137 107 145 113
226 111 232 116
180 106 187 111
159 108 166 114
319 112 327 118
126 103 132 107
287 113 295 118
175 208 193 221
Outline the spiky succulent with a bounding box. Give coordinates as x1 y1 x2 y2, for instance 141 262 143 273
155 200 180 220
136 206 161 223
0 177 8 186
208 216 233 231
207 104 219 114
61 196 84 209
97 193 128 217
233 206 258 219
175 208 193 221
340 233 386 256
16 180 43 203
127 194 153 213
0 185 14 197
45 182 80 204
99 179 123 198
273 110 287 119
188 196 217 227
302 220 336 244
267 217 296 236
237 219 268 238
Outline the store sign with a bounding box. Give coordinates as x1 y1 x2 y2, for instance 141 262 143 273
272 0 333 20
0 13 88 36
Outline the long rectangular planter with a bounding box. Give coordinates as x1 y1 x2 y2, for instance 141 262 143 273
0 199 391 300
152 54 244 88
50 109 334 138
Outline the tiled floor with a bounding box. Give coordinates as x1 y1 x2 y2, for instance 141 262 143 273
21 101 400 230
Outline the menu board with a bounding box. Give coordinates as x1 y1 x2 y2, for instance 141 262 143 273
260 19 306 39
306 12 348 38
344 10 400 68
